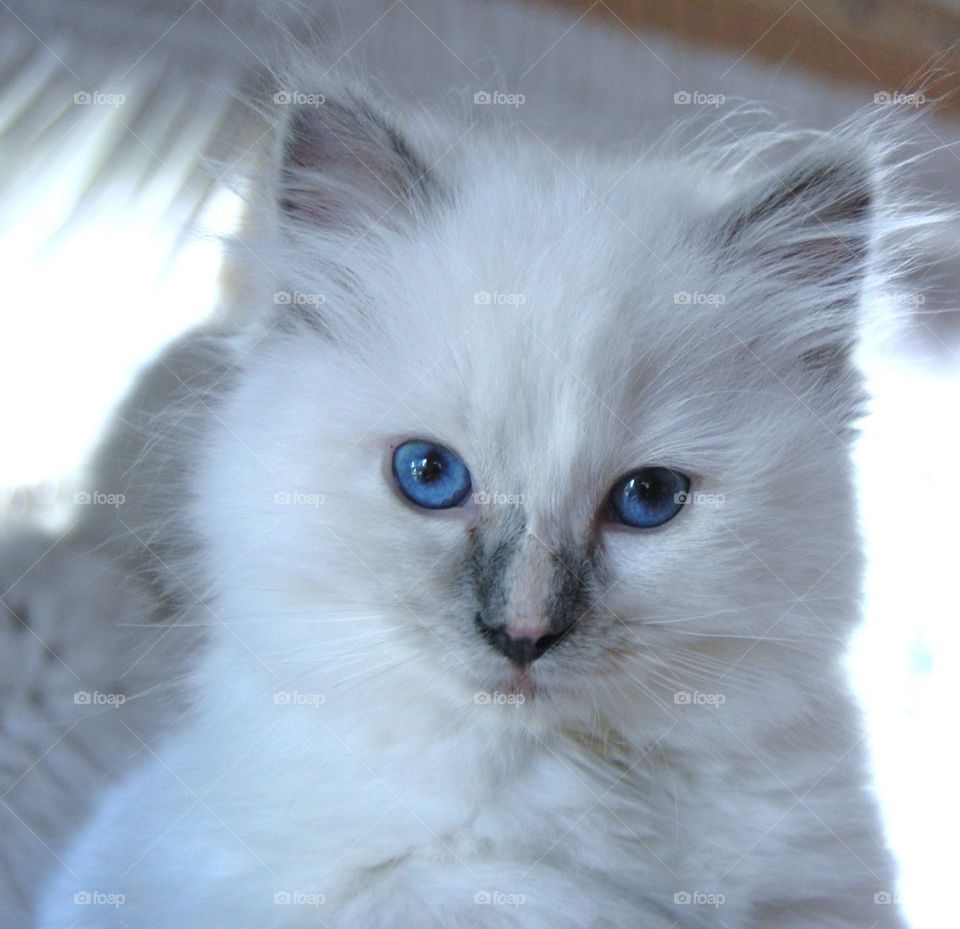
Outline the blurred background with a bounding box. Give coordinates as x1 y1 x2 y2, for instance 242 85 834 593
0 1 957 927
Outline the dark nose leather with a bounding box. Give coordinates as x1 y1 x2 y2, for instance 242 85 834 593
475 616 571 665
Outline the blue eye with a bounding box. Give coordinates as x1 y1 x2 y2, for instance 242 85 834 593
392 440 472 510
607 467 690 528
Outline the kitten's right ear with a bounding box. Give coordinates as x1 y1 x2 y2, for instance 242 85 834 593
707 148 877 385
278 87 442 230
716 149 874 292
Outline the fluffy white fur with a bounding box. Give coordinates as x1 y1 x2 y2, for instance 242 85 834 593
28 12 945 914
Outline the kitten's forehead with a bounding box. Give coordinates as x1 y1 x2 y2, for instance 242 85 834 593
328 149 829 510
367 165 722 461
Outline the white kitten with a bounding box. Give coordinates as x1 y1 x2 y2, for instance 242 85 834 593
37 81 918 928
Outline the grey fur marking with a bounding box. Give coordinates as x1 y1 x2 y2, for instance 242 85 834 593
469 510 595 644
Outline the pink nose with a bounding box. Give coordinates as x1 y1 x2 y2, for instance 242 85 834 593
504 615 550 642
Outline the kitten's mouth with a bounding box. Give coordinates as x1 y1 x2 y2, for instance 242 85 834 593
506 665 537 700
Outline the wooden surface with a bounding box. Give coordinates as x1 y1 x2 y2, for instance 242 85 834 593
543 0 960 115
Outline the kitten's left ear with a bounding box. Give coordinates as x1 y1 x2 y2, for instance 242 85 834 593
718 150 874 284
279 87 441 230
714 149 875 374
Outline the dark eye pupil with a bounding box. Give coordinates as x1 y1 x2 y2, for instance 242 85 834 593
413 452 443 483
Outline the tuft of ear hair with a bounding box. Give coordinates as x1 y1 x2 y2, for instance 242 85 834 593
715 149 877 382
720 150 874 288
279 87 442 230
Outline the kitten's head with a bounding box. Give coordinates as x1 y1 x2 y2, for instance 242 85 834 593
195 87 895 736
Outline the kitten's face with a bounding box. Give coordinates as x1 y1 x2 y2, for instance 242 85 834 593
196 94 871 727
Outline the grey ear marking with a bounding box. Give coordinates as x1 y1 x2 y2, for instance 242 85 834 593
799 339 855 376
716 150 877 383
279 88 441 228
720 152 874 284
